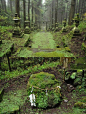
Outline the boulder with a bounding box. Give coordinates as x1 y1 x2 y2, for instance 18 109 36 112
27 72 62 108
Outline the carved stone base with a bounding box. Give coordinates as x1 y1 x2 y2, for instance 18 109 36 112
13 27 24 38
24 27 31 34
72 27 81 38
62 27 67 32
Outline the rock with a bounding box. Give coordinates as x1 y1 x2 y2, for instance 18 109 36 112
64 99 68 103
67 84 74 92
27 72 62 108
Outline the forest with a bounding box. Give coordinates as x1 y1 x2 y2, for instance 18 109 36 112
0 0 86 114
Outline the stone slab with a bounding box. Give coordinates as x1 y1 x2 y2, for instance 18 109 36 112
0 40 14 57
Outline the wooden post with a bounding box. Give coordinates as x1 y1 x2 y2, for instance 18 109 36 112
6 54 11 72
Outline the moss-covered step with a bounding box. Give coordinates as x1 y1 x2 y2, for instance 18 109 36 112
27 72 62 108
34 49 74 57
0 88 4 102
13 47 74 57
0 40 14 57
13 47 33 57
11 34 30 47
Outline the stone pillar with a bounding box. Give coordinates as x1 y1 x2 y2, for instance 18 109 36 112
62 18 67 32
72 13 81 38
24 20 31 34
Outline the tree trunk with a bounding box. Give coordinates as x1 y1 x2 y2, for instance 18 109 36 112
15 0 20 17
28 0 30 27
23 0 26 28
52 1 53 24
10 0 12 12
68 0 76 25
55 0 58 23
32 1 33 23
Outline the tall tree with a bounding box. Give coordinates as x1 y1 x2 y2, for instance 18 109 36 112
28 0 30 27
55 0 58 24
15 0 20 17
68 0 76 25
32 0 33 23
23 0 26 28
10 0 12 12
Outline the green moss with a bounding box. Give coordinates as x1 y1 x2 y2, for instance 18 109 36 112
74 102 86 109
0 89 27 113
27 72 61 108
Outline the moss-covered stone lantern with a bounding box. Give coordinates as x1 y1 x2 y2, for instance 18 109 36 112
72 13 81 38
62 18 67 32
13 13 24 38
24 20 31 34
55 22 59 32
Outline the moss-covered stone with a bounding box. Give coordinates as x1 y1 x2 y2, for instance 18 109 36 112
27 72 62 108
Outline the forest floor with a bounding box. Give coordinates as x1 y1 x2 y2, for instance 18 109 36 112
0 67 86 114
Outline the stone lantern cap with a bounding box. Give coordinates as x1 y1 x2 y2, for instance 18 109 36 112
13 13 20 21
25 20 29 25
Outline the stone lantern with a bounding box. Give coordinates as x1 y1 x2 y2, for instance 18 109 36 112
24 20 31 34
12 13 24 37
55 22 59 32
72 13 81 38
62 18 67 32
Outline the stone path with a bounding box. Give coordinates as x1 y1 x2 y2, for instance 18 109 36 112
31 32 56 52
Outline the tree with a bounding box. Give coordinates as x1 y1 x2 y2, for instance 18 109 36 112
68 0 76 25
23 0 26 28
28 0 30 27
55 0 58 24
15 0 20 17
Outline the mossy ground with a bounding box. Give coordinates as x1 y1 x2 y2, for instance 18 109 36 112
0 89 27 114
0 66 86 114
